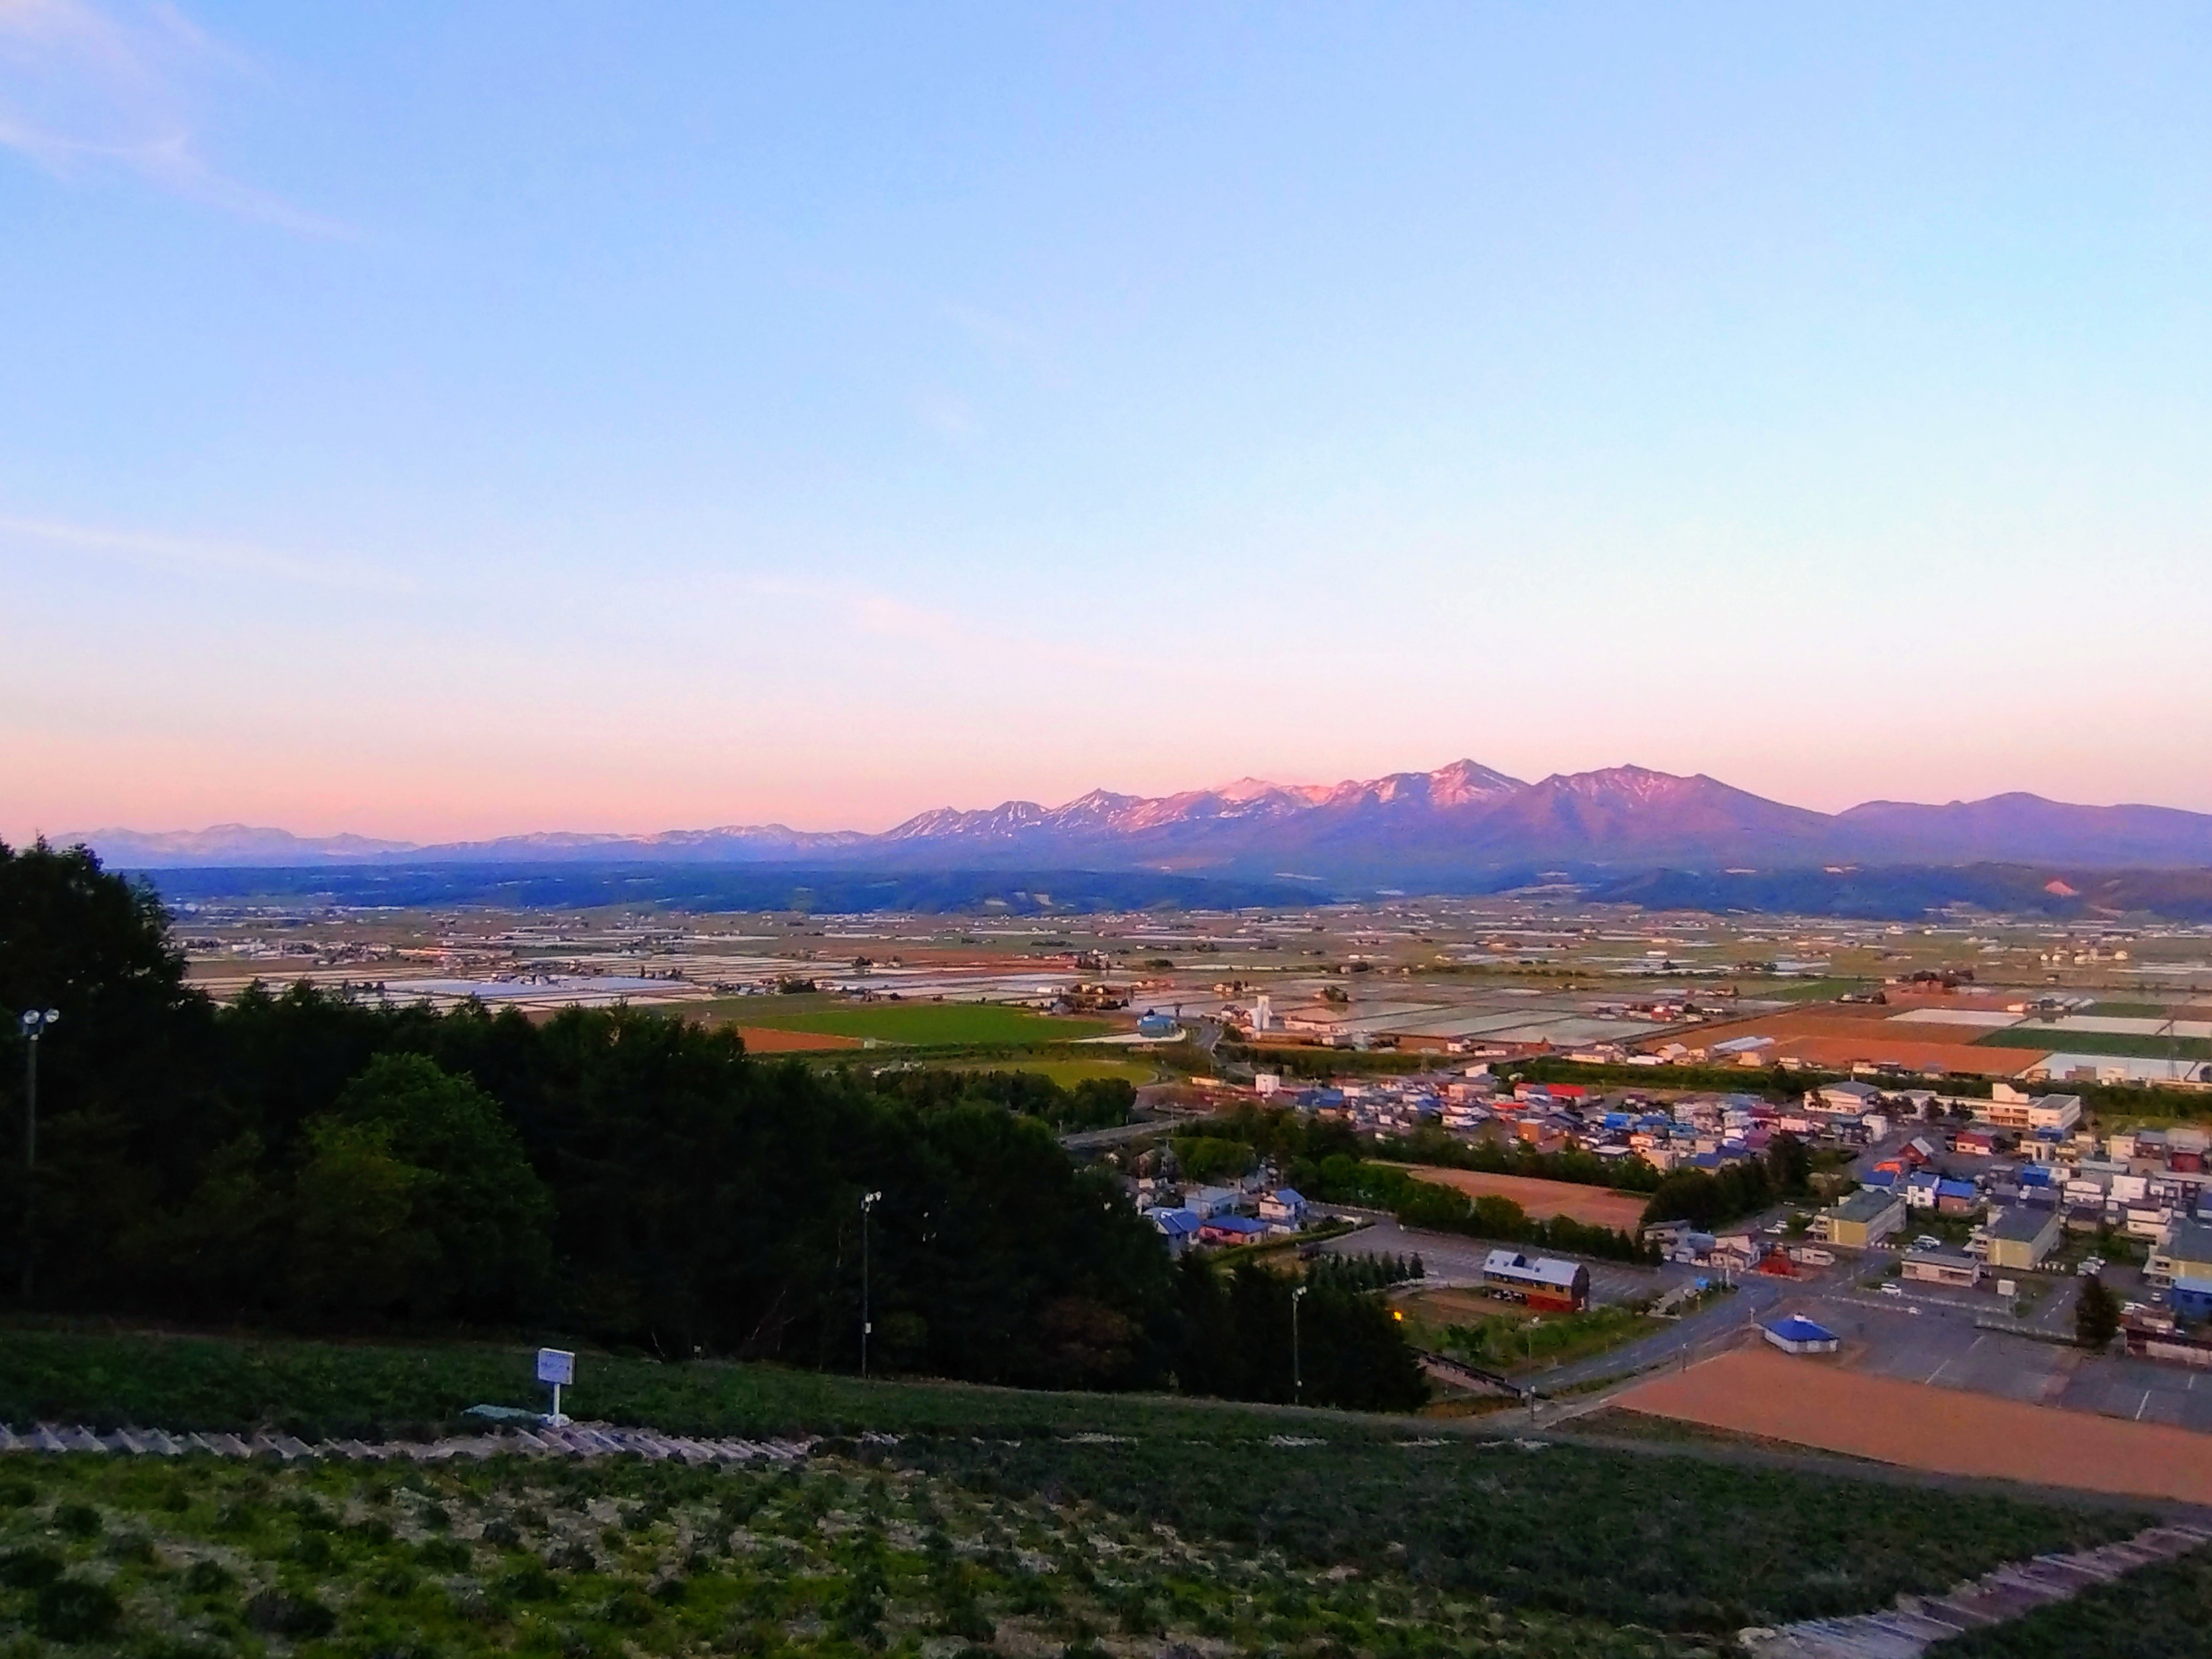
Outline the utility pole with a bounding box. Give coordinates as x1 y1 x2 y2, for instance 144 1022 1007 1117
1290 1284 1308 1406
859 1190 882 1377
18 1008 59 1305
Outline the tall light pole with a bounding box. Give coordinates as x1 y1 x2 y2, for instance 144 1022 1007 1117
1290 1284 1308 1406
859 1190 882 1377
18 1008 59 1305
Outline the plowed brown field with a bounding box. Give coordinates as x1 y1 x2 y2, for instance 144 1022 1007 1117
1389 1166 1650 1231
733 1025 863 1052
1616 1347 2212 1504
1651 1010 2044 1078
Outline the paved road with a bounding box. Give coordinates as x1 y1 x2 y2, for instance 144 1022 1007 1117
1058 1120 1171 1151
1540 1274 1797 1391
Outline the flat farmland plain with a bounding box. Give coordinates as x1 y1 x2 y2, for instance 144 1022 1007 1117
1616 1347 2212 1505
1388 1165 1652 1231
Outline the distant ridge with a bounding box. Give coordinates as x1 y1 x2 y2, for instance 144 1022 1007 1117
56 760 2212 875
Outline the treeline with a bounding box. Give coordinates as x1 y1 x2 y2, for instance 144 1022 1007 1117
1174 1258 1427 1410
1306 1160 1660 1264
1376 1125 1666 1194
0 842 1416 1411
1638 1133 1813 1231
866 1066 1134 1132
1309 1251 1425 1294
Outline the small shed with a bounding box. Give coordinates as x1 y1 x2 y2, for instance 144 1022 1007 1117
1763 1315 1841 1355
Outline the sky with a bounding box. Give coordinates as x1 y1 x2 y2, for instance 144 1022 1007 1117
3 2 2210 842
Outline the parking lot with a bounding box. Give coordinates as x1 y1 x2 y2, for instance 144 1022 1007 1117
1796 1288 2212 1433
1316 1217 1694 1306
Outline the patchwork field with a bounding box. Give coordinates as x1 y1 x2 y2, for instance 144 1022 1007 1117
1615 1348 2212 1506
1390 1166 1652 1231
1655 1010 2045 1078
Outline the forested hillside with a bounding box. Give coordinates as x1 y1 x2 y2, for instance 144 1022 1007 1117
0 841 1420 1411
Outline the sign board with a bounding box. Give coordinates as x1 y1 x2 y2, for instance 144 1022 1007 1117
536 1348 576 1387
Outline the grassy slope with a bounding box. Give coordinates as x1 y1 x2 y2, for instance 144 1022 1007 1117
0 1328 2153 1641
0 1330 1290 1444
0 1442 1718 1659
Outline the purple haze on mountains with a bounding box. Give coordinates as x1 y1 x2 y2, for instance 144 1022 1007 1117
62 760 2212 875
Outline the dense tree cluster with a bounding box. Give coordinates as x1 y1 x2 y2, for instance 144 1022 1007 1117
867 1065 1133 1132
1171 1256 1427 1410
1307 1251 1425 1294
1637 1132 1814 1231
0 842 1418 1410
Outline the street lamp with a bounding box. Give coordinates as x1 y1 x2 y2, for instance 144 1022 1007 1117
18 1007 59 1304
1290 1284 1309 1406
859 1190 882 1377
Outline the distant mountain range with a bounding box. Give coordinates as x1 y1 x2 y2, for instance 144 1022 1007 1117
59 760 2212 876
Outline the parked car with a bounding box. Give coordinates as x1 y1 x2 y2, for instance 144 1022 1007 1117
1879 1283 1902 1297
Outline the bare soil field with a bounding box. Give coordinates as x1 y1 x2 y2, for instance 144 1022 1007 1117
733 1025 863 1052
1390 1165 1651 1231
1652 1010 2044 1078
1616 1347 2212 1504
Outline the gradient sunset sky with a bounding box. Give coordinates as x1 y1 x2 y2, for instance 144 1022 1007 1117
4 3 2210 843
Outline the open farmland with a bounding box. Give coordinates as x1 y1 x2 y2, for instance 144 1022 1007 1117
1653 1008 2045 1078
1973 1026 2212 1061
1389 1166 1654 1231
692 999 1113 1047
1615 1348 2212 1506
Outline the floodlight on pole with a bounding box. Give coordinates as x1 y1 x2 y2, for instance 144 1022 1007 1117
1290 1284 1309 1406
18 1007 59 1304
860 1190 883 1377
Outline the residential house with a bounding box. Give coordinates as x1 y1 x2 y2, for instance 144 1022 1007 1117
1984 1205 2064 1271
1256 1188 1308 1230
1826 1188 1906 1249
2149 1218 2212 1288
1143 1207 1202 1257
1902 1249 1982 1288
1197 1214 1268 1246
1934 1177 1981 1217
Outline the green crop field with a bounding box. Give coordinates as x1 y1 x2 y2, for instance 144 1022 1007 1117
1761 979 1877 1002
0 1327 2161 1652
0 1443 1725 1659
1975 1027 2212 1061
708 1000 1113 1047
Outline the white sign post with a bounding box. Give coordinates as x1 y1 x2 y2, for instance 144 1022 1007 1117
536 1348 576 1425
